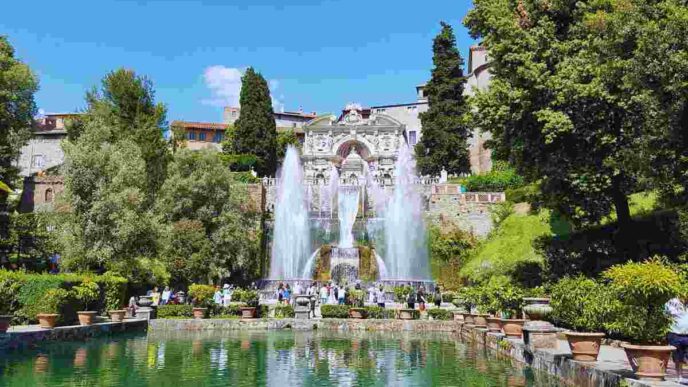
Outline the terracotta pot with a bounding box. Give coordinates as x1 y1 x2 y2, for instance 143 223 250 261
77 311 97 326
486 317 502 333
565 332 605 362
192 307 207 319
349 308 368 319
0 315 11 333
622 343 676 381
398 309 416 320
108 310 126 322
37 313 59 329
452 311 464 321
473 314 489 328
463 313 475 325
501 319 525 338
522 297 552 321
240 307 256 319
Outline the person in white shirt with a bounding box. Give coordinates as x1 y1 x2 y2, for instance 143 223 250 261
666 297 688 382
294 282 303 296
161 287 171 305
319 285 328 306
338 286 346 305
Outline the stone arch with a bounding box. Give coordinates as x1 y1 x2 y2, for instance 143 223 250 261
333 138 374 160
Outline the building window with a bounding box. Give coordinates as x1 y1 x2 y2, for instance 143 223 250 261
45 188 53 203
199 132 207 141
376 108 386 113
32 154 45 169
408 131 417 145
407 106 417 111
188 131 196 140
213 132 224 143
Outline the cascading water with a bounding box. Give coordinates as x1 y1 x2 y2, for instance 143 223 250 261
269 146 311 279
337 186 359 248
382 144 430 280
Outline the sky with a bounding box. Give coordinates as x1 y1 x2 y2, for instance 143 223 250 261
1 0 476 123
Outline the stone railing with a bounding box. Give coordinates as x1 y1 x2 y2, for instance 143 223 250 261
263 176 441 187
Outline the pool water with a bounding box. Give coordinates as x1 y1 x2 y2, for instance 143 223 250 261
0 330 564 386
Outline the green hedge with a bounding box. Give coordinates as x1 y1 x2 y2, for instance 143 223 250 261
274 305 295 318
453 167 524 192
0 270 128 325
320 305 350 318
427 309 453 320
157 304 193 318
365 306 396 319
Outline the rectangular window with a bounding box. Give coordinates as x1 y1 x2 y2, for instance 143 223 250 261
408 131 417 145
32 154 45 168
188 131 196 140
199 132 207 141
213 132 224 143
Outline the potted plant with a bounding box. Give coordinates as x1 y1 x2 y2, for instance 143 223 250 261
550 276 609 361
188 284 215 319
109 309 126 322
603 259 681 380
73 280 100 326
238 289 259 319
501 318 526 338
398 309 418 320
36 288 69 329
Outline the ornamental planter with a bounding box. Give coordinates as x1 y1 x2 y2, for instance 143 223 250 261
192 307 207 319
37 313 59 329
108 310 126 322
621 344 676 381
349 308 368 319
240 307 257 319
564 332 605 362
522 298 552 321
77 311 97 326
473 314 489 328
0 315 12 333
501 319 525 339
486 317 502 333
398 309 416 320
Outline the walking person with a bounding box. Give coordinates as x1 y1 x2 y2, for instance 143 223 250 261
338 285 346 305
666 296 688 383
222 284 232 307
417 286 427 312
376 285 386 308
433 286 443 308
406 288 416 310
161 286 171 305
283 284 292 305
213 286 223 305
319 283 328 306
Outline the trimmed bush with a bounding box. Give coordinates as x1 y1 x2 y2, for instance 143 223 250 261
603 258 682 344
274 305 295 318
320 305 350 318
427 309 453 320
157 304 193 318
550 276 611 332
460 167 524 192
365 306 396 319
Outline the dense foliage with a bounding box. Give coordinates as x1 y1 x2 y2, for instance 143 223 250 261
427 309 453 320
415 22 471 176
549 276 612 332
157 304 193 318
429 223 477 290
273 305 295 318
459 166 524 192
188 284 215 308
320 305 350 319
231 68 278 176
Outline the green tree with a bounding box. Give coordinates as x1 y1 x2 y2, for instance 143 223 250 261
277 128 300 160
415 22 472 176
0 36 38 245
465 0 647 238
232 68 278 176
155 149 261 285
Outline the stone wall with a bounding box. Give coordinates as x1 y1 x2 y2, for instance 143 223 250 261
20 175 66 212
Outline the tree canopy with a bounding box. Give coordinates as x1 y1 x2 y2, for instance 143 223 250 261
415 22 472 176
232 68 278 176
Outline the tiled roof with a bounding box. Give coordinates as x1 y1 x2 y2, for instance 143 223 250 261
171 120 227 130
276 111 317 119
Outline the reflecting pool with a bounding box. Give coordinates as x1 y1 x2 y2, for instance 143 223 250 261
0 331 564 386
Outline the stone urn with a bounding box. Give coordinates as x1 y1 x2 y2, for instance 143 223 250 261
294 295 311 319
398 309 417 320
37 313 59 329
137 296 153 308
522 298 553 321
240 307 257 319
109 310 126 322
473 314 489 328
486 317 502 333
0 315 11 333
565 332 605 362
192 307 207 319
77 311 97 326
622 344 676 381
501 319 525 339
349 308 368 319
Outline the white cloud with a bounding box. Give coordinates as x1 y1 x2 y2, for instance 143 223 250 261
202 65 243 107
201 65 286 111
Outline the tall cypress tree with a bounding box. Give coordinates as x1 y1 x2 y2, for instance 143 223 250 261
415 22 471 176
233 68 278 176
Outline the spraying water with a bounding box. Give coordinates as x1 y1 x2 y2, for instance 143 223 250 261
337 186 359 248
270 146 311 279
382 144 430 279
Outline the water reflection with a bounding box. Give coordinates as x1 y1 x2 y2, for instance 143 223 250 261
0 331 564 387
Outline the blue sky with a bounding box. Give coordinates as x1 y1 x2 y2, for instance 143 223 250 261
1 0 476 123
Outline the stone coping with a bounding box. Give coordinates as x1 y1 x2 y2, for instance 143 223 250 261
0 319 148 351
